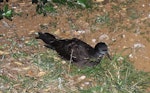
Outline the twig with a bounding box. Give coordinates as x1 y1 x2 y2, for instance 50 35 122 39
68 49 74 74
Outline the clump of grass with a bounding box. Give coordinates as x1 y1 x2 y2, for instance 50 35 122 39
0 48 149 92
36 3 56 16
1 35 150 93
127 8 139 20
31 49 150 92
35 0 93 15
25 39 39 46
75 55 150 92
95 13 110 26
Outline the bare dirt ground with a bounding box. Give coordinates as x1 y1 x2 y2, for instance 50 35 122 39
0 0 149 72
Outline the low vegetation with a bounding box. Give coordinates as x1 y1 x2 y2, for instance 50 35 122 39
35 0 93 15
0 4 13 20
0 39 150 92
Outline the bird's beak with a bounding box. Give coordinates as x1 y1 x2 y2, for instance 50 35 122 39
98 51 112 60
106 52 112 60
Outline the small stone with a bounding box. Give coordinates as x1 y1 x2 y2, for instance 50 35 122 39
99 34 109 40
123 46 128 49
129 54 133 58
112 38 116 42
77 30 85 34
117 57 124 61
61 61 66 64
122 34 125 38
54 29 61 35
18 44 23 48
148 14 150 18
78 75 86 81
133 43 145 48
84 82 90 85
2 21 10 28
142 4 145 7
92 39 96 43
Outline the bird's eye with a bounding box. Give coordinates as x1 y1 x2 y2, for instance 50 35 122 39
102 49 107 51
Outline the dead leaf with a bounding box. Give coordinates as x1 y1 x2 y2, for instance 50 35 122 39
29 30 36 35
25 41 29 44
37 71 46 77
14 62 23 66
93 0 104 2
0 50 9 55
22 67 30 70
54 29 61 35
26 70 35 77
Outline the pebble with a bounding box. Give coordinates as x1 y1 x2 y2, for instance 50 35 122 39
84 82 90 85
133 43 145 48
78 75 86 81
77 30 85 34
92 39 96 43
1 21 10 28
61 61 66 64
148 13 150 18
99 34 109 40
129 54 133 58
117 56 124 61
112 38 116 42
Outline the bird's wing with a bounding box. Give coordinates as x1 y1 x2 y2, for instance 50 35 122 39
70 39 101 67
71 45 99 67
71 44 89 61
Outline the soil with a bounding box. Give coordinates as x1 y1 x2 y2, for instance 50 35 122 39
0 0 150 72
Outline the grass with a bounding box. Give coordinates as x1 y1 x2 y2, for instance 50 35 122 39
1 46 149 92
95 13 110 26
0 36 150 93
126 8 139 20
74 55 150 92
35 0 93 15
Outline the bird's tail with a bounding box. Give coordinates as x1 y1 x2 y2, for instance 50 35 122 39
36 32 56 45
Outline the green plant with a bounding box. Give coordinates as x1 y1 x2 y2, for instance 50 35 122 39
127 8 139 20
25 39 39 46
35 0 93 15
76 0 92 8
75 55 150 93
36 3 56 16
95 13 110 26
52 0 92 8
0 4 13 21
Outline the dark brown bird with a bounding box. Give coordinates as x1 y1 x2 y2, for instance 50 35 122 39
36 32 111 67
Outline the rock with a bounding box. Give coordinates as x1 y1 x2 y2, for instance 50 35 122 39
1 21 10 28
117 56 124 61
92 39 96 43
133 43 145 48
99 34 109 40
129 54 133 58
77 30 85 34
78 75 86 81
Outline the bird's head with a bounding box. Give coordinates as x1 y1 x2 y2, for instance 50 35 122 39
94 42 111 60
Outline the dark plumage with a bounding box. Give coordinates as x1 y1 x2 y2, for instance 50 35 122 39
36 32 111 67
